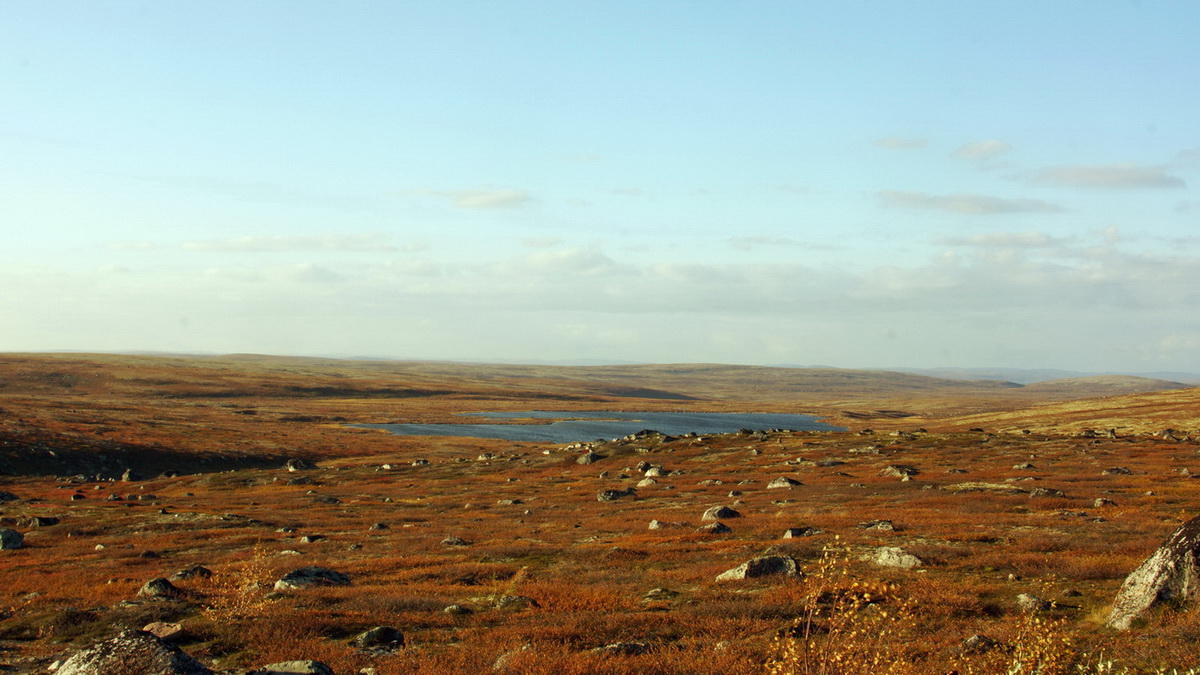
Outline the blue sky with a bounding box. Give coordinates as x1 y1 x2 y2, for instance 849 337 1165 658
3 1 1199 371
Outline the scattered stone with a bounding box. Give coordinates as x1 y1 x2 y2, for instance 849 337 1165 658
369 522 388 531
273 566 351 591
300 535 324 544
250 661 334 675
138 577 183 600
411 458 430 466
496 499 523 506
647 520 682 530
1103 467 1133 475
715 555 800 582
0 529 24 550
644 587 678 600
867 546 922 569
597 488 636 502
351 626 405 651
958 634 1007 656
702 505 741 521
767 476 803 489
121 468 142 482
1016 593 1052 612
636 478 657 488
577 452 603 465
783 527 823 538
1094 498 1117 508
644 466 668 477
56 630 212 675
1108 514 1200 630
284 458 318 472
591 642 650 656
441 536 470 546
697 521 732 534
443 604 473 615
170 565 213 581
496 594 540 610
881 465 919 478
857 519 895 531
142 622 186 641
1030 487 1065 497
1012 462 1036 470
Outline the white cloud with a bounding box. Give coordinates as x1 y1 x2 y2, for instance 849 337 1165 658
1032 163 1185 189
523 237 563 248
878 190 1063 214
873 137 929 150
728 236 802 250
184 233 396 252
397 188 535 209
938 231 1068 248
952 140 1012 161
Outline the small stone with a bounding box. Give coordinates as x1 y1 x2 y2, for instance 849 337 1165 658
782 527 823 538
443 604 473 615
1016 593 1052 612
441 536 470 546
697 521 732 534
767 476 803 489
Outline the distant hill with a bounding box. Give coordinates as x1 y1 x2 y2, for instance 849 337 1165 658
888 366 1200 385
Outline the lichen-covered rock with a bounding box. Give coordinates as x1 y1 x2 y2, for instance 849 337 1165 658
273 566 351 591
702 505 741 521
249 661 334 675
1108 515 1200 630
715 555 800 582
696 521 732 534
56 630 212 675
866 546 922 569
138 577 183 600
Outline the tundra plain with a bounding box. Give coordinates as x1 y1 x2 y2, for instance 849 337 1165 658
2 353 1200 673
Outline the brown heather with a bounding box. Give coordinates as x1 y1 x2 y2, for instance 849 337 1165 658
0 354 1199 672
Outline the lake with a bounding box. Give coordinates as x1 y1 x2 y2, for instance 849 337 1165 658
353 410 844 444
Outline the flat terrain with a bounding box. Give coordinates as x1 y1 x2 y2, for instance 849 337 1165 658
1 353 1199 673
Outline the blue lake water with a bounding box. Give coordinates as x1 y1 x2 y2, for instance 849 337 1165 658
353 410 844 444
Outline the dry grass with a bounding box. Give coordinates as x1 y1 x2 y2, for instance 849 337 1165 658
0 353 1199 672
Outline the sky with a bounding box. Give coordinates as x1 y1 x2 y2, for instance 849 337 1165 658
2 1 1199 372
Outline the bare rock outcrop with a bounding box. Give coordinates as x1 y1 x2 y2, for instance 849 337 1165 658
56 630 212 675
715 555 800 582
1107 515 1200 630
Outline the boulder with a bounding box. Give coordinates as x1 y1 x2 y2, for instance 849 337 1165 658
597 488 635 502
1107 515 1200 630
273 566 351 591
441 536 470 546
1016 593 1052 612
866 547 922 569
250 662 334 675
284 458 317 472
702 506 741 521
138 577 184 600
881 465 919 478
0 529 23 550
782 527 823 538
696 521 732 534
351 626 405 651
170 566 213 581
142 622 186 641
857 519 895 531
715 555 800 582
577 452 603 465
767 476 803 489
56 630 212 675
